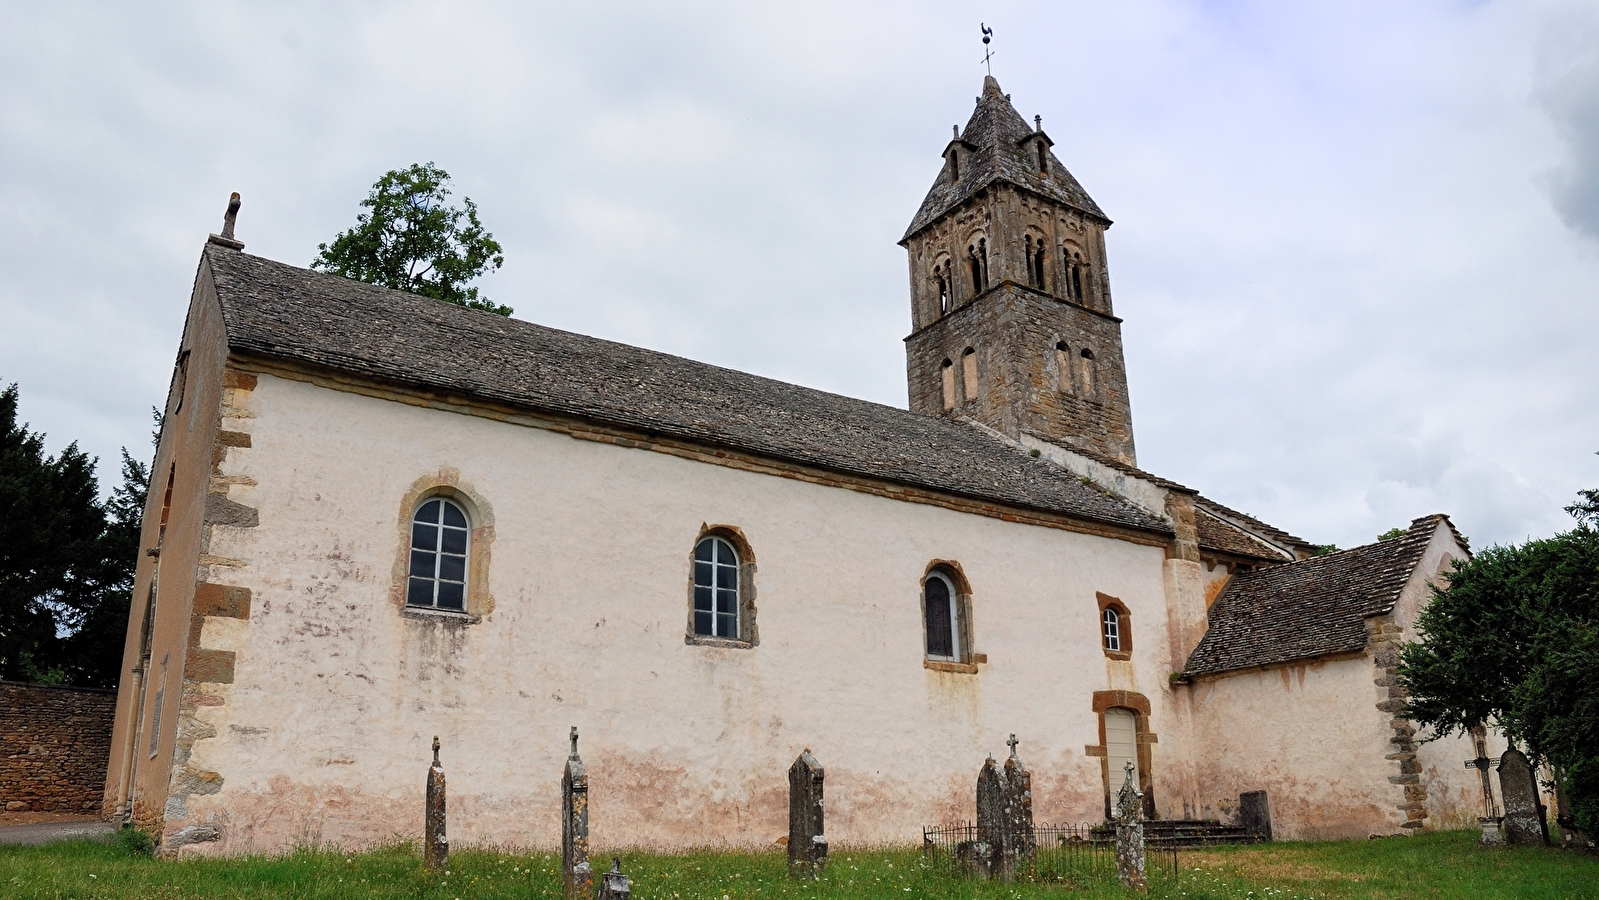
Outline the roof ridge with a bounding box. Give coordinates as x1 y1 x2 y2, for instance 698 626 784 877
204 249 1175 538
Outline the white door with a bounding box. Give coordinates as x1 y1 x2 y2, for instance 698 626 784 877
1105 708 1140 802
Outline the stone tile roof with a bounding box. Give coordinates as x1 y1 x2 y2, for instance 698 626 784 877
204 248 1173 536
1194 497 1318 559
1183 516 1451 676
1195 508 1290 562
902 76 1107 242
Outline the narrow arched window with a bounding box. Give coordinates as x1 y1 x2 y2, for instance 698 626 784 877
934 263 950 315
1024 236 1037 287
1055 341 1074 393
1033 242 1048 289
1037 141 1048 174
1080 348 1097 399
961 348 978 403
940 359 956 410
968 244 984 293
408 498 469 610
1070 252 1085 303
693 535 740 638
1103 607 1121 652
924 571 961 660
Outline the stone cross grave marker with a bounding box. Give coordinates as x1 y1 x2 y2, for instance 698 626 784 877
425 736 448 871
787 749 827 878
1114 762 1147 892
1002 735 1035 863
1496 748 1547 846
563 727 592 899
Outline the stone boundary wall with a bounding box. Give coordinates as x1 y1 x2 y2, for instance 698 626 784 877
1 681 116 814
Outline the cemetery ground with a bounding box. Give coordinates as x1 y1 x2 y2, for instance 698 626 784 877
2 829 1596 900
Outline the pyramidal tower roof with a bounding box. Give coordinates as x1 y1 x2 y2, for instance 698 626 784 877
902 76 1107 243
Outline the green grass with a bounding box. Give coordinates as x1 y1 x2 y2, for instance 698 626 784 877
0 830 1593 899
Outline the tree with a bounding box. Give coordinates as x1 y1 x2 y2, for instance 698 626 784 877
313 162 510 316
1399 490 1599 836
0 382 146 688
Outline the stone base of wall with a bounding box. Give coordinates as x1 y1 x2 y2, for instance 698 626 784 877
1 681 116 815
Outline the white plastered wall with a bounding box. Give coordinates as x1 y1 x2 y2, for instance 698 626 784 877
183 372 1181 853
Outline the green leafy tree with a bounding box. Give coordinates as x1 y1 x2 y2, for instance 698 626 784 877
0 383 146 688
1399 491 1599 835
1378 527 1407 541
313 162 510 316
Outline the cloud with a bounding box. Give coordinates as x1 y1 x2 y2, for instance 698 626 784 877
1536 4 1599 240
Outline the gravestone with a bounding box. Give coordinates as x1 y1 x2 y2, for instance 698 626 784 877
425 736 448 871
787 749 827 877
563 727 592 899
1496 748 1547 846
1114 762 1147 892
596 857 630 900
975 756 1011 880
1238 791 1271 842
1464 733 1503 846
1554 768 1594 849
1002 735 1035 863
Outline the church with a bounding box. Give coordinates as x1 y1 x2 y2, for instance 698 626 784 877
103 76 1493 855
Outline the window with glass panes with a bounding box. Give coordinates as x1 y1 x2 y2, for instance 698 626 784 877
693 536 739 638
1102 606 1121 652
408 498 469 610
924 571 960 660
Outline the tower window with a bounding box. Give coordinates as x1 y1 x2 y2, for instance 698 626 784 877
1069 252 1085 304
1079 348 1097 400
940 359 956 411
1037 141 1048 175
933 263 950 315
949 148 960 182
961 348 978 403
968 241 988 293
1055 341 1073 394
1025 236 1048 290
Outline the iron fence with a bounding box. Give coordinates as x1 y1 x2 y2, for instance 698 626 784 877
921 821 1178 884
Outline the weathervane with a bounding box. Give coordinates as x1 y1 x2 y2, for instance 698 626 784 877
981 23 994 75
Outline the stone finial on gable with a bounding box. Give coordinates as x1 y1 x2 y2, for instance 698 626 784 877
209 192 245 250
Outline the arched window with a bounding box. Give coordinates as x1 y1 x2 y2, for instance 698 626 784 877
940 359 956 411
1079 348 1097 400
923 570 961 660
961 348 978 403
693 535 740 638
1098 593 1131 660
933 262 950 315
1055 341 1074 394
1070 252 1085 304
1037 141 1048 174
1033 242 1048 290
1103 607 1121 652
408 498 469 610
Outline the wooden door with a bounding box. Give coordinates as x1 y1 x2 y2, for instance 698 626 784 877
1105 707 1139 801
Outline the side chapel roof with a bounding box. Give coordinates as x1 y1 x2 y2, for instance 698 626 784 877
203 247 1172 537
1183 515 1459 677
902 76 1107 243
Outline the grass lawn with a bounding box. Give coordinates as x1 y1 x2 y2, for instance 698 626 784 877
0 829 1594 899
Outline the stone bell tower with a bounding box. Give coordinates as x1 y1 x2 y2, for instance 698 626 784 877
902 76 1136 466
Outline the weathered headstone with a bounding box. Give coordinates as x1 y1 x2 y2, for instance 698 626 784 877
425 736 448 871
1114 762 1147 892
1002 735 1036 863
975 756 1011 880
563 727 592 900
787 749 827 878
596 857 630 900
1238 791 1271 842
1497 748 1547 846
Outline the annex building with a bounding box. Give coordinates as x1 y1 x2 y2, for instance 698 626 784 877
105 76 1494 854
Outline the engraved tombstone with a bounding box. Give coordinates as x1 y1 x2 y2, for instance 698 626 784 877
787 749 827 877
1497 748 1547 846
975 756 1011 880
425 736 448 871
563 727 593 899
1238 791 1271 842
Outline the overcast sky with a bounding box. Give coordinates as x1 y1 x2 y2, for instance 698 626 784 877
2 0 1596 552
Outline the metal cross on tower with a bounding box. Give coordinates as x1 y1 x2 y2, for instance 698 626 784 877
1006 733 1020 758
980 24 995 75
